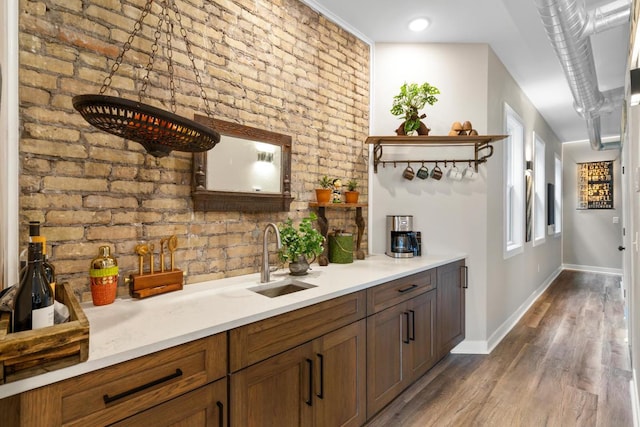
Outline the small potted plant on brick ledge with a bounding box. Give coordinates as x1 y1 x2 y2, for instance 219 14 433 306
315 175 332 204
345 179 359 204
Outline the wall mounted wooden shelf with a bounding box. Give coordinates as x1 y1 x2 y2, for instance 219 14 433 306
366 135 508 173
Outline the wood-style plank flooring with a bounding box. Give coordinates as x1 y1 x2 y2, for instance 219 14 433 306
365 270 633 427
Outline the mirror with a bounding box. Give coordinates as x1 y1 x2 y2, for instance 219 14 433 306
192 115 294 212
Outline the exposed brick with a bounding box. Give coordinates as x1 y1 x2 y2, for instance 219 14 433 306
46 210 111 225
84 195 139 209
43 176 108 192
86 225 139 241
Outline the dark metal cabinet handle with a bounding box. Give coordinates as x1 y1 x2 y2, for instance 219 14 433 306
398 284 418 293
409 310 416 341
305 358 313 406
216 401 224 427
316 353 324 399
460 265 469 289
403 312 410 344
103 368 183 404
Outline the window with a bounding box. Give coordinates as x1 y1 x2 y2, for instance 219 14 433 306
554 153 562 235
504 104 524 258
533 133 546 245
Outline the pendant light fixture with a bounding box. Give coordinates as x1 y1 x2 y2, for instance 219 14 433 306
72 0 220 157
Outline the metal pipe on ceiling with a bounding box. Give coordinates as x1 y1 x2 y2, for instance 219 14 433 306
534 0 630 150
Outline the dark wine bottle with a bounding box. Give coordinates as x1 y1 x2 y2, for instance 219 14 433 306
13 242 54 332
28 221 56 296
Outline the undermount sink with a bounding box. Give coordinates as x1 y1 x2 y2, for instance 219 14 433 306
249 279 316 298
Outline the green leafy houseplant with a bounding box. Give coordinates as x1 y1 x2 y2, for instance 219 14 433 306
345 179 359 203
346 179 358 192
278 213 325 265
318 175 332 189
390 82 440 135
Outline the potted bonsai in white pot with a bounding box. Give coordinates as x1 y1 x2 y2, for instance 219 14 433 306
278 213 325 275
391 82 440 135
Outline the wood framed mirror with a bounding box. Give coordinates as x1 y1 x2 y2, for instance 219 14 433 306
192 115 294 212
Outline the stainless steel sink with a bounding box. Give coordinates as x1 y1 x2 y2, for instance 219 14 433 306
249 279 316 298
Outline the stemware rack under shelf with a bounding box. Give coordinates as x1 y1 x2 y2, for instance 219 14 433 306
366 135 508 173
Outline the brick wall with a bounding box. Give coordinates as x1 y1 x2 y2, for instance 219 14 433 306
18 0 370 301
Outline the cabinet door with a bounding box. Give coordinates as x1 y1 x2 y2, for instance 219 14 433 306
406 290 437 380
437 260 466 359
366 302 409 418
313 319 366 427
111 378 227 427
230 343 314 427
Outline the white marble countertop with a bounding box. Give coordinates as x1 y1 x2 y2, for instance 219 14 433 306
0 253 464 399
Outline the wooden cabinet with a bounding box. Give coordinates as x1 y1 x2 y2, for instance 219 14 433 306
3 333 227 426
111 377 227 427
230 320 366 427
366 290 436 418
436 259 467 359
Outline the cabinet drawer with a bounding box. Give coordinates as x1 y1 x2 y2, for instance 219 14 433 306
21 333 226 427
367 269 435 314
230 291 366 372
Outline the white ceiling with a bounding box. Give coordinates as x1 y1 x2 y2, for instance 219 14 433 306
303 0 630 143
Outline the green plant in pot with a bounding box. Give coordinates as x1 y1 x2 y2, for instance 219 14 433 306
391 82 440 135
345 179 359 204
315 175 333 204
278 213 325 276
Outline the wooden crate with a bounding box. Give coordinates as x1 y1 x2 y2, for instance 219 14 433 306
0 282 89 384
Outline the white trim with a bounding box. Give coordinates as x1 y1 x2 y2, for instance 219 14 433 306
632 369 640 427
298 1 374 46
0 0 20 289
503 103 525 259
562 263 623 276
533 132 546 246
452 266 562 354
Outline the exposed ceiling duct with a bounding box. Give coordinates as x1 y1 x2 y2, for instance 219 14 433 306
534 0 630 150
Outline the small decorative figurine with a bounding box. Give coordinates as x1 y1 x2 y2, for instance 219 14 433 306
332 178 343 203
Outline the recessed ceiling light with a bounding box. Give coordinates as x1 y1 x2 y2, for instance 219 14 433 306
409 18 430 32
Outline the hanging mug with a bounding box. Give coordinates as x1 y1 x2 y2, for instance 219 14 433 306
416 164 430 180
463 165 478 180
448 165 463 181
431 165 443 180
403 164 415 180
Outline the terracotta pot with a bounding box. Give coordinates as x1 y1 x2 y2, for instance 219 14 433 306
315 188 332 204
345 191 359 204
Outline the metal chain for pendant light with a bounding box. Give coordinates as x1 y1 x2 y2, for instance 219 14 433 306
73 0 220 157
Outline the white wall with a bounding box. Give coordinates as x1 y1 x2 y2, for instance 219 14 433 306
485 49 563 341
371 43 490 344
371 43 563 350
561 141 623 272
0 0 20 289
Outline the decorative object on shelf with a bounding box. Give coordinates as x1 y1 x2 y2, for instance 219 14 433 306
316 175 333 204
332 178 343 203
448 121 479 136
89 246 119 306
390 82 440 135
278 214 325 276
345 179 360 203
72 0 220 157
366 135 507 173
125 235 184 298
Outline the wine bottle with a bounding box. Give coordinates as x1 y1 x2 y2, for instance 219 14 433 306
28 221 56 296
13 242 54 332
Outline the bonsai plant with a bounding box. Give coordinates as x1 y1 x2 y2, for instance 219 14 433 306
278 213 325 275
390 82 440 135
345 179 359 204
315 175 333 204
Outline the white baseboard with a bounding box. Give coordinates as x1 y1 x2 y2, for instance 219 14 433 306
632 369 640 427
562 263 622 276
451 266 562 355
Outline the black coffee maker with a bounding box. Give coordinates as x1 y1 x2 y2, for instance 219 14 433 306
386 215 420 258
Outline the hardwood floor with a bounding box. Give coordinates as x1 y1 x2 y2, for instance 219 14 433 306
365 270 633 427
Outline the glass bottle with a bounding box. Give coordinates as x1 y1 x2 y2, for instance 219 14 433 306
13 242 54 332
29 221 56 296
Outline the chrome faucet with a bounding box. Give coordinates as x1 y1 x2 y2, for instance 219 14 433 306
261 223 282 283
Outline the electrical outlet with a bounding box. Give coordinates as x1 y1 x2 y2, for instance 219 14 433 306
613 216 619 224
